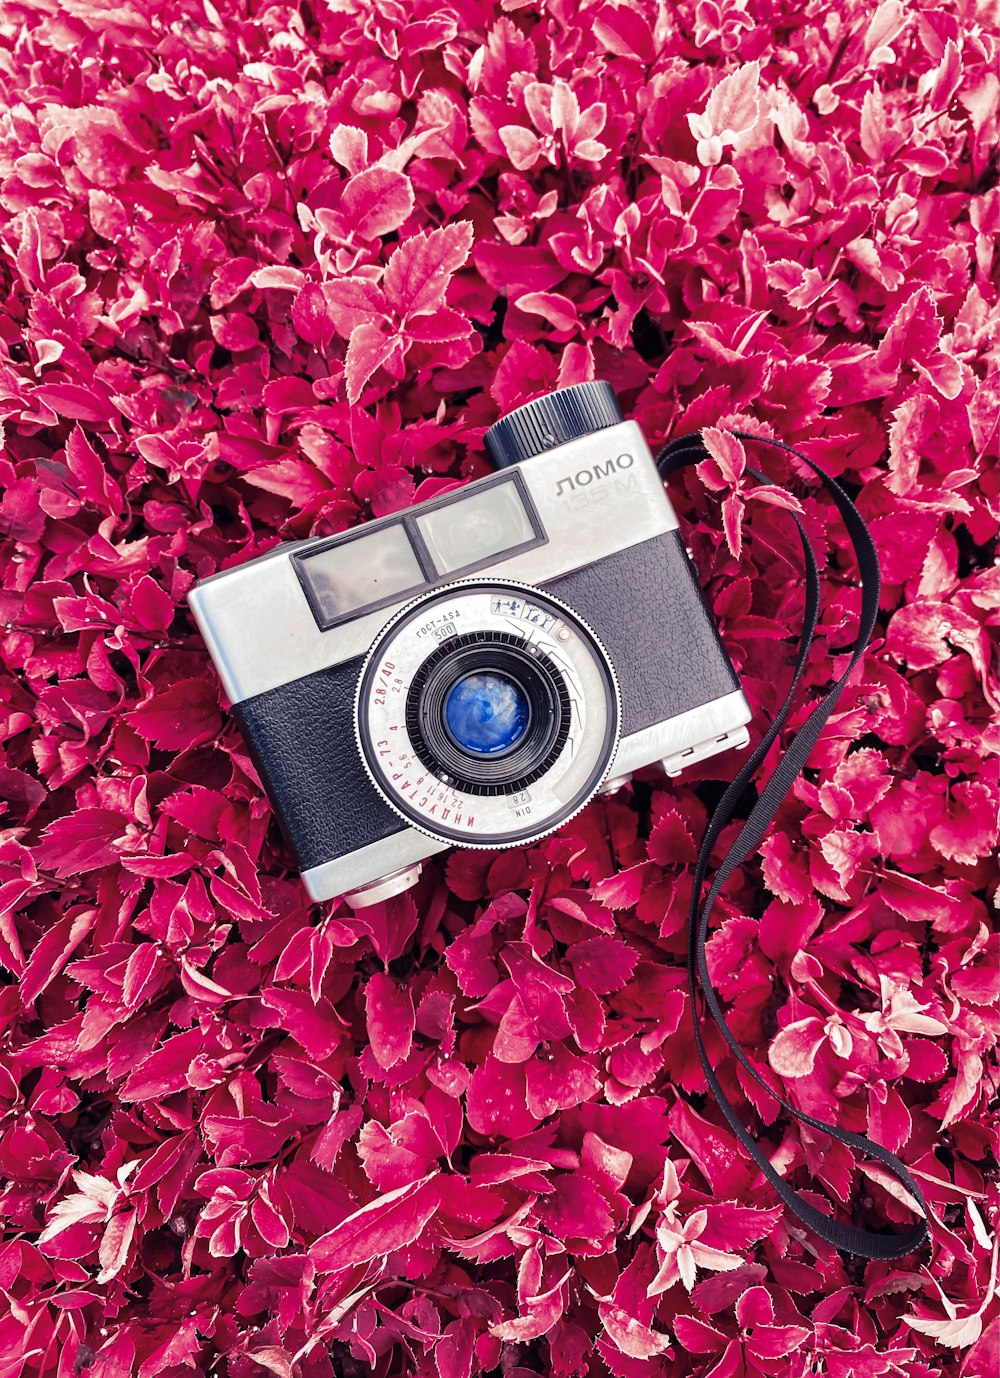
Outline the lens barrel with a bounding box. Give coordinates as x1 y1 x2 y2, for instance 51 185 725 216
355 580 620 849
484 381 624 469
406 632 570 795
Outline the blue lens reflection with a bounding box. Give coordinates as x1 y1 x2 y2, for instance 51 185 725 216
443 672 529 756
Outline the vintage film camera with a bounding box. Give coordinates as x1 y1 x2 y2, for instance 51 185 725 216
189 382 751 908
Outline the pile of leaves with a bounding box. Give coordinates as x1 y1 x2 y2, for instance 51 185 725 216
0 0 997 1374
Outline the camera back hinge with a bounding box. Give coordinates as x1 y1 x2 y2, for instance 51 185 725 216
661 725 751 778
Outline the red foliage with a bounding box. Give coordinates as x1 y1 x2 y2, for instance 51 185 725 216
0 1 997 1376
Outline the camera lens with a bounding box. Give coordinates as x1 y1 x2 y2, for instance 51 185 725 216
443 672 529 756
356 581 620 849
405 634 570 795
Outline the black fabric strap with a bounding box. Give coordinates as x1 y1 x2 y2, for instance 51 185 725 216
655 429 929 1259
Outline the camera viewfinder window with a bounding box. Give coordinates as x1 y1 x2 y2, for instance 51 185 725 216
298 525 425 623
416 480 537 575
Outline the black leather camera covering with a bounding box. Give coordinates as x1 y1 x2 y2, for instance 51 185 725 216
233 529 741 874
547 530 740 736
233 660 407 874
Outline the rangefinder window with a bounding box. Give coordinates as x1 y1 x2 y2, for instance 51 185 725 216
415 475 541 575
295 524 425 627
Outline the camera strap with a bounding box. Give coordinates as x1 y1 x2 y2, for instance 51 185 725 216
654 429 929 1260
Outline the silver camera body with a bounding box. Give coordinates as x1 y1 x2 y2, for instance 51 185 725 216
189 383 751 908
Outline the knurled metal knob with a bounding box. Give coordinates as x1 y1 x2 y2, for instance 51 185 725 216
484 381 624 469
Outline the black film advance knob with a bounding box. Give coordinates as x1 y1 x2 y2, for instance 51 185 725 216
484 381 625 469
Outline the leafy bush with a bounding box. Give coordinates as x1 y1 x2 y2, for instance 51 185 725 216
0 1 997 1375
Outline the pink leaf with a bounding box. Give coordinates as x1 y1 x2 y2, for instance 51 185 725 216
329 123 368 172
699 427 747 487
537 1173 614 1243
466 1057 538 1137
127 576 174 634
310 1174 440 1270
127 678 221 751
688 62 761 144
930 780 998 864
383 221 474 318
597 1300 671 1359
591 864 654 910
593 6 656 62
905 1311 983 1349
863 0 908 55
515 292 580 331
339 165 415 240
321 277 386 338
768 1017 827 1078
721 492 744 559
498 125 543 170
365 972 415 1069
566 936 638 994
35 810 129 877
97 1208 137 1282
491 1269 569 1340
344 322 401 404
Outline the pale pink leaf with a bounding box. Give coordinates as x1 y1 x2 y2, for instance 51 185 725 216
340 166 415 240
383 221 474 318
344 322 400 404
310 1174 440 1270
768 1018 826 1078
366 971 415 1069
689 62 761 145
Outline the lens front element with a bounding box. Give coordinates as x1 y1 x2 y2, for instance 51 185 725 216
355 583 621 848
444 672 529 755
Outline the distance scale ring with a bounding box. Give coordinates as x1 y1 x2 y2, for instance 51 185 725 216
354 581 621 848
